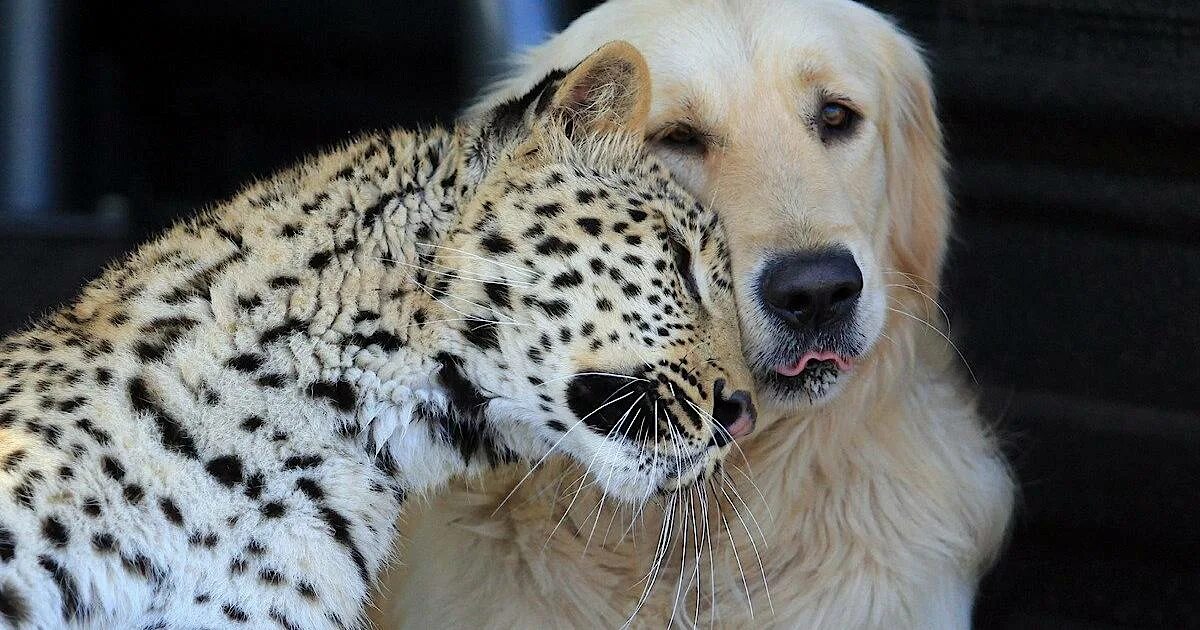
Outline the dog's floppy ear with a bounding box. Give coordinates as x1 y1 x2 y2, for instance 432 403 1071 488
882 32 950 297
545 40 652 137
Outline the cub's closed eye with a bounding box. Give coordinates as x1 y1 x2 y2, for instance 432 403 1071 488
654 124 707 154
668 231 704 306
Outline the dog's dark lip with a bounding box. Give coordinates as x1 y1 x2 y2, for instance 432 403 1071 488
751 349 858 402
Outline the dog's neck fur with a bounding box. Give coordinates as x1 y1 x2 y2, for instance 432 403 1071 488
395 309 1013 627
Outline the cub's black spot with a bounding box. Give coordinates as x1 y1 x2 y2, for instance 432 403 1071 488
101 456 125 481
481 233 515 255
534 202 563 217
577 217 603 236
38 555 80 621
296 582 318 601
295 478 325 501
82 499 101 517
159 497 184 526
13 475 37 509
258 569 285 585
0 583 26 626
123 484 145 505
429 356 515 469
550 270 583 289
57 397 87 413
237 295 263 310
133 341 170 362
483 282 512 309
347 330 403 352
628 208 648 222
270 608 302 630
255 373 287 388
317 505 369 583
260 501 286 518
206 455 244 487
352 310 380 324
279 223 302 238
462 318 500 351
282 455 322 470
537 299 570 318
307 380 357 413
121 552 161 585
576 190 596 204
42 517 68 547
546 420 567 432
2 449 25 472
92 533 116 552
0 385 19 407
240 415 265 432
226 354 264 373
260 318 304 345
214 226 244 249
596 298 613 312
75 418 111 445
308 251 333 270
188 531 218 548
0 528 14 562
129 377 198 459
222 604 249 623
536 236 578 256
361 193 395 228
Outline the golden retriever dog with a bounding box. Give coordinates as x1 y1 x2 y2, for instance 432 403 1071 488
372 0 1014 627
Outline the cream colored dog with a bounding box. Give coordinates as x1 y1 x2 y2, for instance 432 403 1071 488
372 1 1014 627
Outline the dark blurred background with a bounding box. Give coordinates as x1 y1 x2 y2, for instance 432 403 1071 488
2 1 1198 627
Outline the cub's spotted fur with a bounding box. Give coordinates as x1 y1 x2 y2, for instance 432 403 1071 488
0 43 753 629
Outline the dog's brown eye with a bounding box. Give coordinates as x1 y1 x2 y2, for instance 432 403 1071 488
656 124 706 153
821 103 849 127
816 102 858 143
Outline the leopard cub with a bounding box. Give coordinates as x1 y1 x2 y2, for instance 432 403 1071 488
0 42 753 629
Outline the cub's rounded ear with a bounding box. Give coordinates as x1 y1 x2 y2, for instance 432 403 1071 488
548 41 652 137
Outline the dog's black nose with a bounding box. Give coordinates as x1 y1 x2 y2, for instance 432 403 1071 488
760 250 863 329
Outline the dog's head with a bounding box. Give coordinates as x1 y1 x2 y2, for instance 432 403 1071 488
473 0 949 414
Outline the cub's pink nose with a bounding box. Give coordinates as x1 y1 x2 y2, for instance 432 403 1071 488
712 379 756 446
